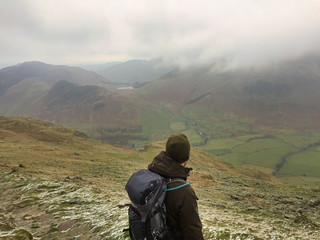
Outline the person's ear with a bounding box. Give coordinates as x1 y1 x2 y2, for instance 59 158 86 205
180 161 187 167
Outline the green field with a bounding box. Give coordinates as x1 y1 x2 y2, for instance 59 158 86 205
126 103 320 182
181 129 204 145
279 150 320 177
181 106 252 138
202 133 320 180
231 138 289 153
245 146 297 169
170 121 186 131
140 106 172 135
128 103 256 147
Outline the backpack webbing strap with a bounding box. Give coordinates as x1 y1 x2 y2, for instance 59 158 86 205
167 178 186 184
164 183 191 192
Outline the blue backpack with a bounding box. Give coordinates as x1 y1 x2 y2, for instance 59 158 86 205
125 169 190 240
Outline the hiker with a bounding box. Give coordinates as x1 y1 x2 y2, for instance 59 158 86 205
147 133 204 239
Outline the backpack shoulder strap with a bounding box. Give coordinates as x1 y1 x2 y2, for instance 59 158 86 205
168 177 185 182
164 178 191 192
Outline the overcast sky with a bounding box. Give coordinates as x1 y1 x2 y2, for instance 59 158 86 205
1 0 320 68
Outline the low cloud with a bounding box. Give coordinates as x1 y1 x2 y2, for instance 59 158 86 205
1 0 320 68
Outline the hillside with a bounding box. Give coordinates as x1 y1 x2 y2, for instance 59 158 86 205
135 55 320 131
0 62 141 143
1 116 320 239
40 80 140 139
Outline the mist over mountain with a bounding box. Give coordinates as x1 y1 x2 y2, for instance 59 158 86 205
1 54 320 143
137 54 320 131
78 62 121 73
84 59 174 84
0 61 110 91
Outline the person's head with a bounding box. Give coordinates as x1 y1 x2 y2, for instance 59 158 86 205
166 133 190 164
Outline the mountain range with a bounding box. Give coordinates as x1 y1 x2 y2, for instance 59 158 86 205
2 55 320 136
1 55 320 179
1 55 320 135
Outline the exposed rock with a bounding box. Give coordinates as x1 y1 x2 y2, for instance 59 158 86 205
230 195 241 201
74 131 87 138
64 176 71 182
310 200 320 207
64 176 83 182
73 176 83 181
247 206 260 211
297 208 305 214
58 219 77 231
10 167 19 173
280 199 295 205
12 199 31 209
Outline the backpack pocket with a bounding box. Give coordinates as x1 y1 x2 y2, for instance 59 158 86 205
129 207 146 240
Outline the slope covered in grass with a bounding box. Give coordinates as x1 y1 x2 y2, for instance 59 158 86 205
1 116 320 239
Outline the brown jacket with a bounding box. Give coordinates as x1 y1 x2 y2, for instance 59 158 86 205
148 151 204 240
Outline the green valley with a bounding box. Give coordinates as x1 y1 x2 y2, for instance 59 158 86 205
1 55 320 184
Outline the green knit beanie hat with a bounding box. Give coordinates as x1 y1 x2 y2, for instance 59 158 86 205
166 134 190 163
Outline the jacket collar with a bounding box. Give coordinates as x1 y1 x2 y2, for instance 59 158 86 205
148 151 192 180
